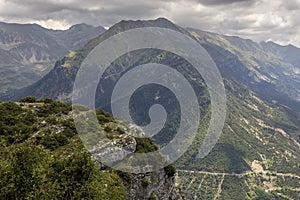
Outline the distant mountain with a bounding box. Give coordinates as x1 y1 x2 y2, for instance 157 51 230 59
1 18 300 199
261 41 300 68
48 23 106 51
0 18 188 102
188 28 300 111
0 22 105 92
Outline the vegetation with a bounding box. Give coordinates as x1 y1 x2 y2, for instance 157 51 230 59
135 138 158 153
164 164 176 178
0 100 127 199
0 98 179 199
19 96 36 103
175 79 300 199
1 19 300 200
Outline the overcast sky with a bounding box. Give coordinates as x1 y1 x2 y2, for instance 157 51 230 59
0 0 299 46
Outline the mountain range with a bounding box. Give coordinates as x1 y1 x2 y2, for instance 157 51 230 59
1 18 300 199
0 22 105 92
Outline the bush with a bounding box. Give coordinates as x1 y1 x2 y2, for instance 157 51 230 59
37 98 54 103
135 138 158 153
62 127 76 138
38 133 60 150
37 101 71 117
141 178 149 187
164 164 176 177
19 96 36 103
0 142 126 200
96 109 115 124
117 170 133 182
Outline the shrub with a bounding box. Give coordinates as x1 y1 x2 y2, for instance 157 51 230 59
117 170 133 182
141 178 149 187
37 98 54 103
96 109 115 124
135 138 158 153
38 134 60 150
164 164 176 178
19 96 36 103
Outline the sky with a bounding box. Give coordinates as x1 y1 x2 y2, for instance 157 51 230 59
0 0 299 46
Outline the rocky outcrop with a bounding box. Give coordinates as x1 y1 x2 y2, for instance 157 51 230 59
124 169 183 200
87 119 183 200
74 109 183 200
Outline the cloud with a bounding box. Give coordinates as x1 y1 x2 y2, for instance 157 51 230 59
196 0 254 6
0 0 170 28
0 0 299 47
280 0 300 10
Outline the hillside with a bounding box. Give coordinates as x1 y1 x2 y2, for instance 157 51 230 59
189 28 300 113
176 79 300 199
0 22 105 92
0 18 299 199
3 19 299 114
0 98 182 200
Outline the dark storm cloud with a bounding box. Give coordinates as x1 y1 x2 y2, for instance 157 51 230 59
0 0 299 46
0 0 167 27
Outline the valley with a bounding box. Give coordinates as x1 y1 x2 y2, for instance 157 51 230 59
0 18 299 200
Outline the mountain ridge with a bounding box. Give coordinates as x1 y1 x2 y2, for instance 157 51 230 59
0 21 106 92
1 18 299 199
188 27 300 114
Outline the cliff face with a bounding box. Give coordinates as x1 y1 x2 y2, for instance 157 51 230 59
124 170 183 200
75 106 184 200
85 118 184 200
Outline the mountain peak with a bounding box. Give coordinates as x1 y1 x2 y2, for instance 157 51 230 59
67 23 105 33
68 23 93 30
261 41 299 49
0 21 45 31
286 43 298 49
153 17 174 23
113 17 178 30
102 17 184 39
